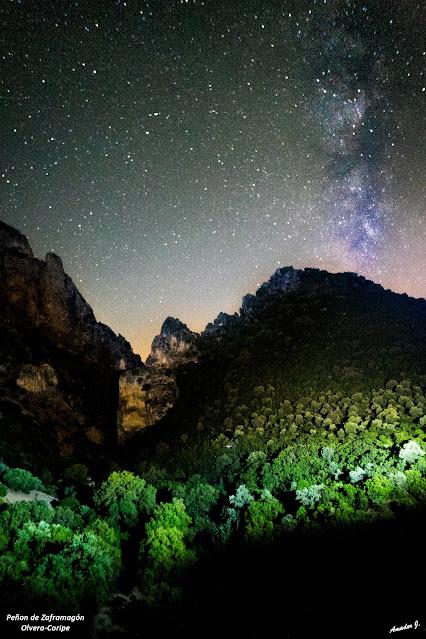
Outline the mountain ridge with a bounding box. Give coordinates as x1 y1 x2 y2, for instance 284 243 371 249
0 220 142 469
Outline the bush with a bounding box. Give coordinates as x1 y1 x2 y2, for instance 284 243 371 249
399 441 425 465
3 468 44 493
244 491 283 542
94 471 156 529
63 464 89 484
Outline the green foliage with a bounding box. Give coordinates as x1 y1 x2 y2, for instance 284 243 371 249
0 501 54 545
3 468 44 493
63 463 89 484
1 371 426 615
28 520 121 605
244 490 283 542
399 440 425 465
229 484 253 509
140 499 195 603
0 460 9 476
171 475 220 535
94 471 156 530
296 484 325 508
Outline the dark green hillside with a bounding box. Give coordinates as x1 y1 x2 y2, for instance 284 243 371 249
131 268 426 457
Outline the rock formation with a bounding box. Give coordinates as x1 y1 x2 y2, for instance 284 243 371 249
241 266 301 314
117 268 304 441
117 317 197 442
117 367 178 442
146 317 200 368
202 311 239 336
0 220 141 467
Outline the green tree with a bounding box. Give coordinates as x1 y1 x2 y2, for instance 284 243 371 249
63 463 89 484
28 520 121 605
94 471 156 530
3 468 44 493
244 490 283 542
140 499 195 603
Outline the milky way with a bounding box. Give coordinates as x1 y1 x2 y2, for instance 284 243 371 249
1 1 425 357
306 5 393 266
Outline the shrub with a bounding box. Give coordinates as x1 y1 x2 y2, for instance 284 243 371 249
64 464 89 484
3 468 44 493
399 441 425 465
349 467 365 483
94 471 156 529
244 491 283 542
295 484 324 508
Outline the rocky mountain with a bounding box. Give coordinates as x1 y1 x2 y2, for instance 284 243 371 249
3 219 426 461
0 220 141 469
118 264 426 447
117 317 198 443
241 265 301 314
146 316 200 368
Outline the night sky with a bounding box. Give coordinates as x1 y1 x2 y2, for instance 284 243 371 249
1 0 425 358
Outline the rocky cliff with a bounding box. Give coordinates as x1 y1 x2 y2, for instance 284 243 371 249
0 220 141 468
117 367 178 442
146 317 200 368
117 316 197 442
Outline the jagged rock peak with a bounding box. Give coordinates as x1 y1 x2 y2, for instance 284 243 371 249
160 316 193 336
241 266 301 313
45 251 65 272
203 311 239 336
0 219 141 372
0 220 33 257
259 265 301 293
147 317 200 368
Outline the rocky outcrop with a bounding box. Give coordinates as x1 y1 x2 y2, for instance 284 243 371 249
117 318 201 441
0 220 141 466
203 311 239 336
146 317 200 368
0 223 139 371
117 269 303 440
241 266 301 314
0 221 33 257
16 363 58 394
117 367 178 442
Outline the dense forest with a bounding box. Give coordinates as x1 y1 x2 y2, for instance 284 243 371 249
1 268 426 638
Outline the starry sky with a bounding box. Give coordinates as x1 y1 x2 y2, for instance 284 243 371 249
1 0 425 359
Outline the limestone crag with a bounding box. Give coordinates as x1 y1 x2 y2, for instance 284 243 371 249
146 317 200 368
117 367 178 442
0 220 141 465
0 222 139 371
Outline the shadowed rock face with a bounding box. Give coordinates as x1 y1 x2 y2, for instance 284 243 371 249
241 266 301 314
0 220 141 466
0 222 139 371
16 363 58 394
202 311 239 336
